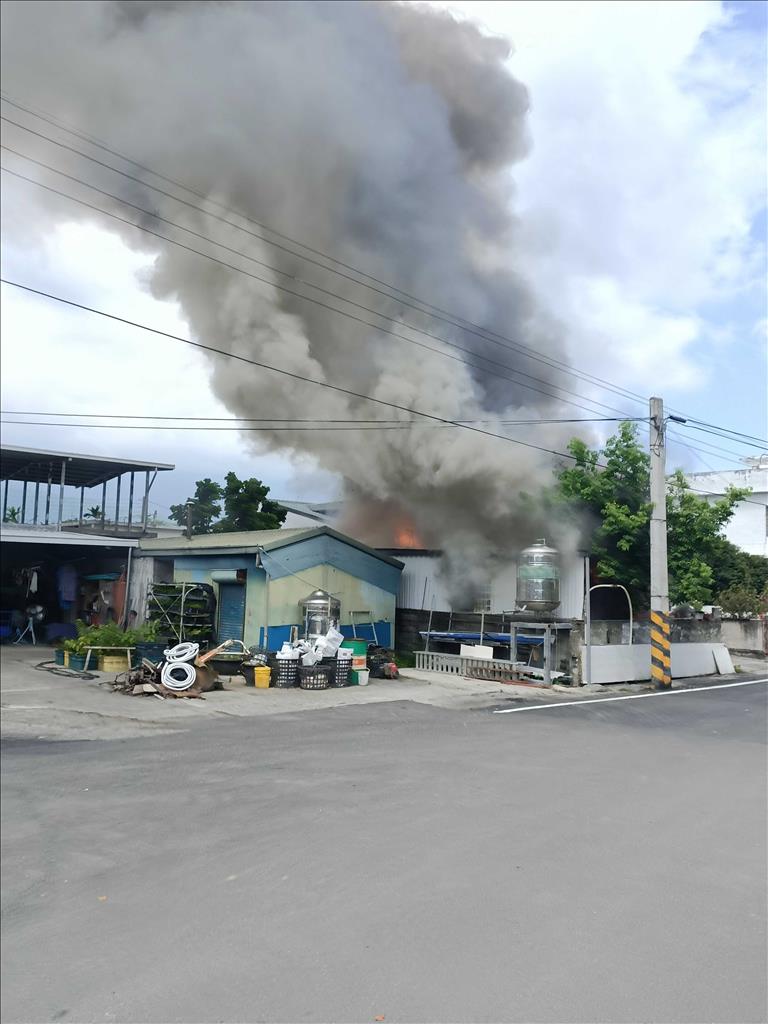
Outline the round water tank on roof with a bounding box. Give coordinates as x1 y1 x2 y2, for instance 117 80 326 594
516 538 560 612
299 589 341 642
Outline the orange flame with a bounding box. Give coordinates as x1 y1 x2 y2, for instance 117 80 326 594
393 523 423 548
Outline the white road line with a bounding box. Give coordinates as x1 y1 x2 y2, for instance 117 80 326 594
1 705 53 710
0 687 57 693
493 678 768 714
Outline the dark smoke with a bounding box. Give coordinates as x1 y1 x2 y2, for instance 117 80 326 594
1 0 590 593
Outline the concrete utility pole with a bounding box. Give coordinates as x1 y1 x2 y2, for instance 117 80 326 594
185 500 193 540
649 396 672 688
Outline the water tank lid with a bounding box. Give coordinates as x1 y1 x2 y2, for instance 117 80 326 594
299 588 340 608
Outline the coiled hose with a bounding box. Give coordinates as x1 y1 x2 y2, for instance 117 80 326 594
160 660 197 691
163 641 200 663
159 642 200 691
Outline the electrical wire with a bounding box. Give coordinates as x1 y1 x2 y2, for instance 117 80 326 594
1 97 759 447
0 96 655 410
0 163 754 465
0 420 480 432
2 113 760 466
681 422 768 451
1 158 637 421
683 417 768 446
0 409 640 426
0 278 607 464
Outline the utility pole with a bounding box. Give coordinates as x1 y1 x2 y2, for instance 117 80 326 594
185 500 193 540
649 397 671 688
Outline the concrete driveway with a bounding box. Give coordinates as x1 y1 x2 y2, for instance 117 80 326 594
2 650 765 1024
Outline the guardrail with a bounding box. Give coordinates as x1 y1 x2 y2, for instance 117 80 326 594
415 651 520 678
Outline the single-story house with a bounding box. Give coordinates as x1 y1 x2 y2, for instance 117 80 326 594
134 527 403 650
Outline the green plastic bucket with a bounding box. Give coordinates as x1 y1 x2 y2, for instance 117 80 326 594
340 639 368 656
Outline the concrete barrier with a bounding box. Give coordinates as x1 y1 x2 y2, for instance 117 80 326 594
581 643 734 684
721 619 766 658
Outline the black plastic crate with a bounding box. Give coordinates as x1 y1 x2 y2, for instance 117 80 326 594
331 659 351 688
298 665 332 690
274 660 299 688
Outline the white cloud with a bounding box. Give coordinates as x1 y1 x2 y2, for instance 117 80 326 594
439 0 766 402
0 218 337 510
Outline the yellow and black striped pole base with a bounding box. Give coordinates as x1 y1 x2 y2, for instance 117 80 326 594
650 610 671 688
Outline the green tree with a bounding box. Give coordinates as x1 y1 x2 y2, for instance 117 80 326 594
556 422 652 604
214 473 287 532
718 584 767 617
709 537 768 596
556 422 751 608
666 470 749 606
3 506 20 523
169 478 223 535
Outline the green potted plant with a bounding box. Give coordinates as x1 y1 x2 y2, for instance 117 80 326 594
64 636 86 671
134 620 168 666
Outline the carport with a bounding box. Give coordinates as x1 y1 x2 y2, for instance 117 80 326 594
0 445 173 534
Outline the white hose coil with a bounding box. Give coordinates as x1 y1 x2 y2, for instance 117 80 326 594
163 642 200 663
161 660 197 691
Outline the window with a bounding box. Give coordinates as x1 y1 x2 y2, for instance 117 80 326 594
473 582 492 613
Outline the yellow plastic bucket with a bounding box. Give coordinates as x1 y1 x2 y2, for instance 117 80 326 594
254 666 272 688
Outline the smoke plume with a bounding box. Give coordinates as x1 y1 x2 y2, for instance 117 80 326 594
2 0 590 600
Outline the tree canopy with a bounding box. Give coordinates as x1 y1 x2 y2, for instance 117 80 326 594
169 474 286 535
169 478 222 536
555 422 759 608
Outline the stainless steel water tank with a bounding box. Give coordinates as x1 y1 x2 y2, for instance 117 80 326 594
299 589 341 642
516 538 560 612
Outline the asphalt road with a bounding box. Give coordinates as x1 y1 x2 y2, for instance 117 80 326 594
2 680 766 1023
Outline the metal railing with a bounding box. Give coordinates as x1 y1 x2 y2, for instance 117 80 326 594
415 651 521 678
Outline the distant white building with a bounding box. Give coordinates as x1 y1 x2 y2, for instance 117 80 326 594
684 456 768 557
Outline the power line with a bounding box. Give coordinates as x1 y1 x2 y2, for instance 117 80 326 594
683 417 768 446
1 171 753 465
0 278 605 464
0 419 473 432
666 427 757 462
5 161 747 469
1 116 759 464
681 422 767 451
4 143 659 422
0 96 654 410
0 409 637 425
664 432 749 473
2 160 635 421
1 97 759 448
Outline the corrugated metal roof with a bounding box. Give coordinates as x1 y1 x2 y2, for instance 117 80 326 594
0 445 174 487
0 524 138 548
138 526 404 567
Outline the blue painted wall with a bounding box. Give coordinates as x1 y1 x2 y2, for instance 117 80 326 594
339 622 391 647
261 535 401 594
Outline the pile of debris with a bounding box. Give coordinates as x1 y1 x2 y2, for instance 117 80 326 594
367 646 399 679
111 640 233 700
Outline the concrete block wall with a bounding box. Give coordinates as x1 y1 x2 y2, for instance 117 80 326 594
721 618 767 657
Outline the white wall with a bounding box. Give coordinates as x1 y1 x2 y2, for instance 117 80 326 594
582 643 734 683
684 462 767 557
721 619 767 656
396 553 453 611
396 549 586 619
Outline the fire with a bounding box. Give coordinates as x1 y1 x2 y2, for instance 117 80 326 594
393 523 423 548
